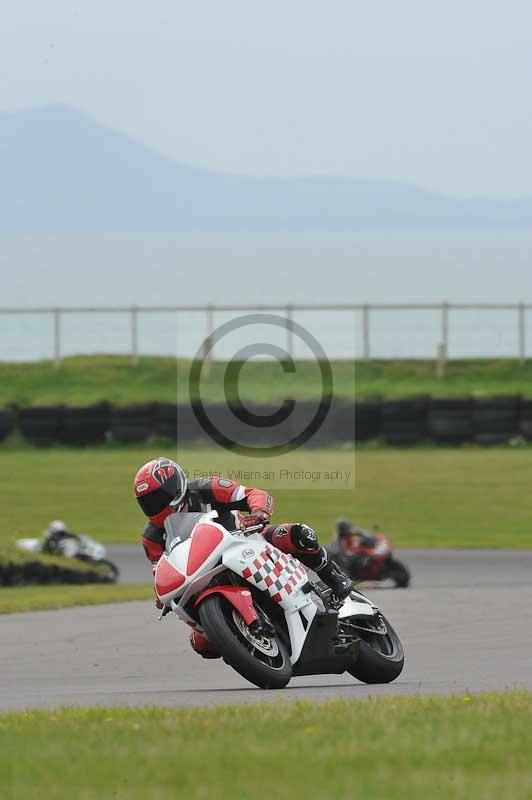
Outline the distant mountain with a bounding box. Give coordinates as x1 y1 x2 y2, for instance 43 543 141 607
1 104 531 232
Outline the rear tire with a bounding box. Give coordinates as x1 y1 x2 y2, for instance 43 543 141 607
198 594 292 689
348 614 404 684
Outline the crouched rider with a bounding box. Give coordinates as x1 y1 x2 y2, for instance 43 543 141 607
134 457 353 659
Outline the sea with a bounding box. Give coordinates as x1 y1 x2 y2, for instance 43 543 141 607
0 232 531 362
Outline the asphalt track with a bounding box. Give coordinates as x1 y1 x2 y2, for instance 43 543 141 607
1 548 531 710
105 545 532 589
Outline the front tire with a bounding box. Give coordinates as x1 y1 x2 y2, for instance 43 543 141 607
98 559 120 583
348 614 404 684
198 594 292 689
385 558 410 588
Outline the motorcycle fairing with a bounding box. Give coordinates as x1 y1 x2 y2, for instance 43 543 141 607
292 606 357 676
223 539 309 609
289 591 377 674
283 601 318 664
338 591 377 620
288 590 377 670
16 538 41 553
222 537 319 663
155 558 186 598
156 513 229 604
169 564 228 630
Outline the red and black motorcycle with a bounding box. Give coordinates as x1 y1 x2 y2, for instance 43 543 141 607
328 528 410 588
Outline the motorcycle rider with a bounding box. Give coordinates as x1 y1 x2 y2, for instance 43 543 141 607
42 520 80 557
329 517 377 577
134 457 354 658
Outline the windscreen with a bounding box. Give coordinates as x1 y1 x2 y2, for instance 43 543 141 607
163 512 210 553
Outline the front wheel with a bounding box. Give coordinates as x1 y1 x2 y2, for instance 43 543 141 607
97 559 120 583
385 558 410 588
348 613 404 684
198 594 292 689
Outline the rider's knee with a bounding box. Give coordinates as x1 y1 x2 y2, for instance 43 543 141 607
290 523 320 553
265 522 321 555
265 523 296 554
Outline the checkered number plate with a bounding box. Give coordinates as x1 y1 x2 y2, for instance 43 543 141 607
240 545 307 605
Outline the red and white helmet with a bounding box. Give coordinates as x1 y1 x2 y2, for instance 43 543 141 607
134 457 188 527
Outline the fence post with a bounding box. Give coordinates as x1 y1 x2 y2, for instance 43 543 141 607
203 304 214 376
53 308 61 368
286 304 294 360
441 302 449 359
518 303 526 364
362 305 370 359
131 306 139 366
436 343 446 378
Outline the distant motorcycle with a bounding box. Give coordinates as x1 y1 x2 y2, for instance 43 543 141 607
328 530 410 588
16 534 119 583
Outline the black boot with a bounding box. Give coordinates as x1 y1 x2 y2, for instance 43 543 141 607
316 559 354 600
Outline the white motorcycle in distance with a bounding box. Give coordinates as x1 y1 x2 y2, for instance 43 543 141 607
16 534 119 582
156 512 405 689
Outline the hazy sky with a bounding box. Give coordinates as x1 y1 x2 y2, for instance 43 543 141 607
2 1 531 196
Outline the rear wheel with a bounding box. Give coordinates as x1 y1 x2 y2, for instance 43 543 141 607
348 613 404 684
198 594 292 689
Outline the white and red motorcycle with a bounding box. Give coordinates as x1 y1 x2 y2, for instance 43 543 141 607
156 512 405 690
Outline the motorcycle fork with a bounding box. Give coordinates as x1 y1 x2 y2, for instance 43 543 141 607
248 586 291 652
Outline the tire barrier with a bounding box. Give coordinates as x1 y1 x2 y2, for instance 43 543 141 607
519 400 532 442
5 396 532 448
427 398 474 445
0 408 13 443
157 403 205 443
328 400 356 446
193 402 251 447
472 396 520 446
18 405 65 447
0 545 114 586
381 397 429 447
184 400 354 449
289 399 351 449
179 404 207 444
354 401 381 442
156 403 178 442
0 558 113 586
59 403 111 446
110 404 157 444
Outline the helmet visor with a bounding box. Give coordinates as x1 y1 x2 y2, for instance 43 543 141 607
136 488 171 518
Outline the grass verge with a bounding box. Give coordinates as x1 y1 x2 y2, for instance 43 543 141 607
2 355 532 405
0 584 153 614
2 447 531 548
1 692 531 799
